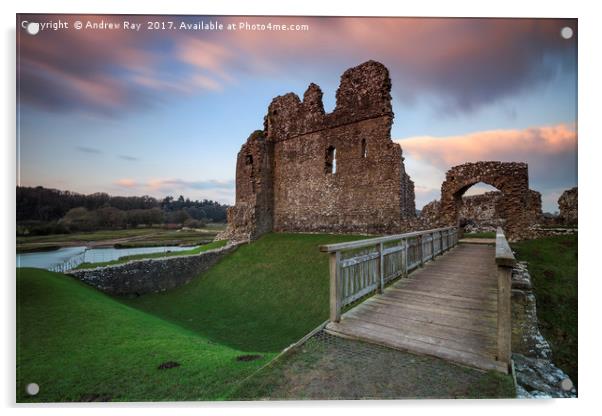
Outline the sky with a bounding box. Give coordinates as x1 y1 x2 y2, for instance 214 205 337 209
16 15 577 212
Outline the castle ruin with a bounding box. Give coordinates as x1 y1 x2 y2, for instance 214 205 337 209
419 161 544 241
220 61 416 241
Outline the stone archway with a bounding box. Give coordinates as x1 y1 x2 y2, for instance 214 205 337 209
440 162 533 240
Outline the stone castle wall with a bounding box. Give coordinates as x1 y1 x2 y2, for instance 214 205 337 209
438 162 542 241
221 61 416 241
417 162 543 240
458 191 505 232
558 187 578 226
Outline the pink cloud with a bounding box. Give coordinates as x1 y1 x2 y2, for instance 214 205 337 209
176 38 234 81
397 124 576 170
114 178 139 188
397 123 577 210
18 15 575 116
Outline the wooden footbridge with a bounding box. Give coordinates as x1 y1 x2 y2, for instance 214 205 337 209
319 227 516 373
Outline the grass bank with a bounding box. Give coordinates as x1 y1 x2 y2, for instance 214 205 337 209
122 233 368 352
511 234 577 385
17 268 270 402
74 240 228 270
17 232 367 401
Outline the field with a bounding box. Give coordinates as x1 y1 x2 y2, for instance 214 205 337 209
17 268 270 402
511 234 578 385
16 233 368 401
16 224 226 252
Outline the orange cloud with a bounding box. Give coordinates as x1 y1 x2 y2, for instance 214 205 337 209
397 123 577 210
114 178 138 188
397 124 577 169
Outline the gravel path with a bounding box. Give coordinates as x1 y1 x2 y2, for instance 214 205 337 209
230 331 516 400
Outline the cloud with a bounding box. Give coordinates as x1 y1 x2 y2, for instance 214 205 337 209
112 177 235 204
75 146 102 154
113 177 234 192
114 178 139 188
17 15 229 117
176 38 235 83
397 123 577 211
17 15 576 117
118 155 139 162
414 185 441 210
147 178 235 191
211 17 577 113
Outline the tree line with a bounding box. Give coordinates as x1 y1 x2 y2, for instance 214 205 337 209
17 186 229 235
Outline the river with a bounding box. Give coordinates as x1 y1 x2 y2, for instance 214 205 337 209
16 245 198 271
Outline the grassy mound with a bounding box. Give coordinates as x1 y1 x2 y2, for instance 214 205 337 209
74 240 228 270
17 232 366 401
16 268 271 402
511 234 578 385
122 233 367 352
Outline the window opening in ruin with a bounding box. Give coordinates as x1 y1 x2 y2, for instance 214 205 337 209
325 146 336 174
245 154 253 165
361 139 367 158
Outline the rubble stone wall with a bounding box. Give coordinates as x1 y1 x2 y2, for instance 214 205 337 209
220 61 416 241
558 187 578 226
69 244 239 296
438 162 540 241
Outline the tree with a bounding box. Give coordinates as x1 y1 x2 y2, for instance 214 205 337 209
60 207 98 232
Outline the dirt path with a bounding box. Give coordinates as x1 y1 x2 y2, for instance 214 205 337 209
230 331 515 400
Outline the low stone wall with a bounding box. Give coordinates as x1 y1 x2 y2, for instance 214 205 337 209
511 261 576 398
69 243 240 296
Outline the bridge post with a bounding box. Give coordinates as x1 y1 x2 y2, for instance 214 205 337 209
329 251 341 323
419 235 424 267
378 242 384 293
402 239 408 278
430 232 435 259
496 265 512 366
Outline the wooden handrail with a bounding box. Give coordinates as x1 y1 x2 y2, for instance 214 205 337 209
323 226 459 323
494 227 514 370
319 226 458 253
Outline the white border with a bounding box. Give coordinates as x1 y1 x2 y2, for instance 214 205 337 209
3 1 599 415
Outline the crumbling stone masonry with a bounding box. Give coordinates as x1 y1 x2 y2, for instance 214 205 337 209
458 191 505 233
438 162 542 241
558 187 578 226
220 61 416 241
420 188 543 238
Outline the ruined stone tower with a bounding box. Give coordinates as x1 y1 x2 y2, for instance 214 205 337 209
220 60 416 241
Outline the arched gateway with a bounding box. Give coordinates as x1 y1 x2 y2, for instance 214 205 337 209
440 161 541 241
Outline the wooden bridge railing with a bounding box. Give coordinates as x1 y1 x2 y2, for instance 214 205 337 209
494 227 516 370
319 226 459 322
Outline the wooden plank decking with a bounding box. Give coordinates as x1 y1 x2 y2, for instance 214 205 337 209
325 243 506 373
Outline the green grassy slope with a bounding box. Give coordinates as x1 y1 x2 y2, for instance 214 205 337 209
511 234 578 385
17 268 270 402
122 233 368 352
17 232 367 401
